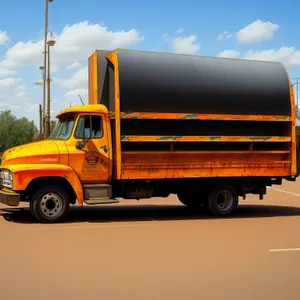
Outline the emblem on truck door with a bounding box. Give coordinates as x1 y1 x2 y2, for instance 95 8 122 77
85 151 100 166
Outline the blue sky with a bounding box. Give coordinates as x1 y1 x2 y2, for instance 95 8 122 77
1 0 300 127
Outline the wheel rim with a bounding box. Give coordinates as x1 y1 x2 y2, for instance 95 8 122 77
40 192 64 218
215 190 234 211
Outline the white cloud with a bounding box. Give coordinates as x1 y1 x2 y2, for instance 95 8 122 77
0 31 9 45
2 21 144 70
25 104 40 122
54 66 88 90
176 28 184 35
236 20 280 44
0 21 143 127
49 89 88 114
172 35 199 54
65 88 88 98
218 50 240 58
50 63 61 73
66 61 82 71
0 68 16 77
0 77 21 90
15 91 27 98
217 31 233 41
160 33 168 40
16 84 27 91
0 59 17 68
27 104 39 112
3 40 43 68
244 47 300 68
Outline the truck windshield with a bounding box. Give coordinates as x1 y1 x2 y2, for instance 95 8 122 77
48 114 76 140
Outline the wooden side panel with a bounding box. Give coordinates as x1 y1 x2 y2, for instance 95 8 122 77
121 164 291 179
121 151 291 179
289 79 297 175
106 51 122 180
88 52 98 105
110 112 292 121
121 136 291 143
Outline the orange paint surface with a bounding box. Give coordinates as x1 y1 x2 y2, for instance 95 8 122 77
110 112 292 121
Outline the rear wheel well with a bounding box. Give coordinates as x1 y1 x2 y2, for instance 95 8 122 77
24 177 77 205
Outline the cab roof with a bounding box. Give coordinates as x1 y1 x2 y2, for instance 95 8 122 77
55 104 108 118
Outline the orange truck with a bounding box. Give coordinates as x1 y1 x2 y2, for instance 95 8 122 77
0 49 299 223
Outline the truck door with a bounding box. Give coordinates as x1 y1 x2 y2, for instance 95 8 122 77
69 113 111 183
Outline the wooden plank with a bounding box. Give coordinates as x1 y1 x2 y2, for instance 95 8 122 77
121 135 292 143
289 80 297 175
109 112 292 121
120 163 291 179
122 161 291 170
88 52 98 105
121 152 289 165
106 51 122 180
122 150 290 155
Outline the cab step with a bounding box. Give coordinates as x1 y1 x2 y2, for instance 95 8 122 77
84 198 119 205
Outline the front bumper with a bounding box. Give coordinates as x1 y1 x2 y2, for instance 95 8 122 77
0 189 20 206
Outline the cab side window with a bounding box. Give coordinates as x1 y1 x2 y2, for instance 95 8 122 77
75 115 103 139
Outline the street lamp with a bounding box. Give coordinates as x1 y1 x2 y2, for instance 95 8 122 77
45 39 56 138
35 66 45 136
43 0 54 138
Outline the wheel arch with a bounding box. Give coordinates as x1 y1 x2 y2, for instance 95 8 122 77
24 176 78 205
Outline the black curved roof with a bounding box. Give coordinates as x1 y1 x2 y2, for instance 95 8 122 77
113 49 291 116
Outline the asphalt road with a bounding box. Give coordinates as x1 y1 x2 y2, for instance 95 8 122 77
1 183 300 300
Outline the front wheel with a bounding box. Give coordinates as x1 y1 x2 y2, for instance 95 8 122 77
207 184 238 217
30 185 70 223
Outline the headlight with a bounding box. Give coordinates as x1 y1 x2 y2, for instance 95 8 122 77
0 169 13 189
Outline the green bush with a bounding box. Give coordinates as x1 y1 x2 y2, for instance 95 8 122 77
0 110 38 153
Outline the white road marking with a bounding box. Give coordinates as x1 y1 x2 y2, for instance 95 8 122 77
269 187 300 197
269 248 300 252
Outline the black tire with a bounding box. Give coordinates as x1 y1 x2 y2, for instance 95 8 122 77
177 192 208 209
30 185 70 223
207 184 238 217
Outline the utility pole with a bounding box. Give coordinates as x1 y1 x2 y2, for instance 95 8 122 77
43 0 49 138
39 104 42 139
45 40 56 138
43 0 54 139
47 42 50 138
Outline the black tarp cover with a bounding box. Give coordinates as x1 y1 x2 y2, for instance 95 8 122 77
96 49 291 116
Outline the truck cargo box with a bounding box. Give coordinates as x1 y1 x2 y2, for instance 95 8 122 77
88 49 296 181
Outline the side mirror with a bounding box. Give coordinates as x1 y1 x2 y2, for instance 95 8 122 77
76 141 84 150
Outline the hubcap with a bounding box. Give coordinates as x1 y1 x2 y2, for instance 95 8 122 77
40 192 63 218
215 190 234 211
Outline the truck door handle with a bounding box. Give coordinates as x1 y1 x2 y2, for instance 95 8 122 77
100 145 108 153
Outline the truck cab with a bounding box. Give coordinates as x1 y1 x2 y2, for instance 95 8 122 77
0 104 113 223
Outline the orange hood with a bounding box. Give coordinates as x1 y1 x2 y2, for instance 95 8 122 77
1 140 68 167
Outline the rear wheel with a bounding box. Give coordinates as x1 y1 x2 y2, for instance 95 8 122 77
30 185 70 223
207 184 238 217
